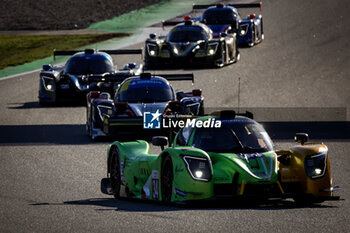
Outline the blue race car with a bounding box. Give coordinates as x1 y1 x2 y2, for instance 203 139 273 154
193 2 263 47
38 49 142 105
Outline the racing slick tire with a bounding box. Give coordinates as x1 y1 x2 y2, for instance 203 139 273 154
235 52 241 63
215 43 226 68
260 17 264 41
161 155 174 202
233 41 240 64
249 25 256 47
109 147 121 199
228 44 235 64
88 121 98 141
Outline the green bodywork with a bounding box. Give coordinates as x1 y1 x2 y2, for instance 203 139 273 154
106 116 279 202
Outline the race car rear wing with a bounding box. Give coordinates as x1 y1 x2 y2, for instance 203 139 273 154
85 72 135 83
192 1 262 10
160 74 194 83
141 73 194 84
162 17 201 28
53 48 142 60
162 20 182 27
211 110 253 119
85 72 194 84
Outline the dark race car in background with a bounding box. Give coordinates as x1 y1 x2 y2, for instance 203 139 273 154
193 2 263 47
144 19 240 68
38 49 142 105
86 73 204 140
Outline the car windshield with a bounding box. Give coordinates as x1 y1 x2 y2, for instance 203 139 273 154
65 58 114 75
192 121 274 153
168 27 209 42
117 79 174 103
203 9 238 24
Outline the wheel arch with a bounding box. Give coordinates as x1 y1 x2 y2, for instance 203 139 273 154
107 140 150 174
107 142 125 174
107 143 118 174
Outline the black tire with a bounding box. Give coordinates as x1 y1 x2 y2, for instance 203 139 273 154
161 155 173 202
87 107 93 139
227 42 235 64
215 43 226 68
198 102 205 116
88 121 97 141
109 148 121 200
249 25 256 47
232 39 240 63
260 17 264 41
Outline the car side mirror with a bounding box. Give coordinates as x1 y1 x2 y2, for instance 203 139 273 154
152 136 168 150
42 64 52 71
149 33 157 39
294 133 308 145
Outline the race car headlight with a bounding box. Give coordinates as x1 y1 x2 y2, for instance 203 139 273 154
42 76 55 91
147 44 158 56
239 24 249 36
207 43 219 56
182 155 211 181
304 152 327 179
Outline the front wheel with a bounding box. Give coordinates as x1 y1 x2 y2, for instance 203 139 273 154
215 43 226 68
109 148 121 200
161 155 173 202
88 121 97 141
248 24 256 47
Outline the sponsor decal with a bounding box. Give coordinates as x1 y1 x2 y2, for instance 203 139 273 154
152 170 159 200
142 175 152 199
143 109 162 129
129 79 167 88
143 109 222 129
163 117 221 129
120 161 126 182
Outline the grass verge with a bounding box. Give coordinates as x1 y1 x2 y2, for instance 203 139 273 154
0 33 128 69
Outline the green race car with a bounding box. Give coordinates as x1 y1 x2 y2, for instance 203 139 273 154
101 111 340 204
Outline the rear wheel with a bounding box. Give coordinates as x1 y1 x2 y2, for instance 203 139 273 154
110 148 121 199
161 155 173 202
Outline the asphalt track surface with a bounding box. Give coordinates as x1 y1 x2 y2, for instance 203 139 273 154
0 0 350 232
